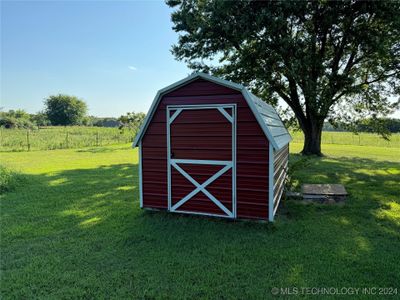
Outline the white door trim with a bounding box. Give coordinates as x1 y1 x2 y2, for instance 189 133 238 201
167 104 237 218
172 159 232 166
169 108 183 124
217 107 234 123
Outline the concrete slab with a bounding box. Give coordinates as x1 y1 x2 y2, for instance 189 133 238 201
302 184 347 196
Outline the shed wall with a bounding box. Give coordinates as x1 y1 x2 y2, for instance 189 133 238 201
273 144 289 212
141 78 270 219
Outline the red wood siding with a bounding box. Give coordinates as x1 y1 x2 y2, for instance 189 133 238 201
141 78 270 219
170 109 232 160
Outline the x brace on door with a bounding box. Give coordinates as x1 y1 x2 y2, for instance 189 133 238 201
167 104 236 218
171 159 233 217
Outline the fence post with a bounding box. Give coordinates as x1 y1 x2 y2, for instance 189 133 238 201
66 132 69 148
27 130 31 151
96 132 99 146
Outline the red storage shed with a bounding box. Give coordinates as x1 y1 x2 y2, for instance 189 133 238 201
132 73 291 221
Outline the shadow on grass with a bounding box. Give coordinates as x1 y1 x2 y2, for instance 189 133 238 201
75 146 129 153
283 154 399 222
288 154 399 196
1 156 399 298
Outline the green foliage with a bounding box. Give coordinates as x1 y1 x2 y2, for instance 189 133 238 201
0 109 36 129
0 165 25 194
118 111 145 132
322 117 400 135
167 0 400 154
1 143 399 298
285 156 311 192
44 94 88 125
30 111 50 126
385 118 400 133
0 109 51 128
356 117 400 135
352 117 391 140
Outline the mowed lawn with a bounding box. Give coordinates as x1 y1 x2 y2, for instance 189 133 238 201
1 143 399 298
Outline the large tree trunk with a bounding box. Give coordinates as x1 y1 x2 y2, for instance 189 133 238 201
301 120 323 156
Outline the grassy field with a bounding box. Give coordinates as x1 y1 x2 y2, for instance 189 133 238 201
0 126 136 152
1 141 399 298
290 131 400 148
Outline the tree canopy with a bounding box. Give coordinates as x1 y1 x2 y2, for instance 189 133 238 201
0 109 36 129
118 111 146 133
167 0 400 155
44 94 88 126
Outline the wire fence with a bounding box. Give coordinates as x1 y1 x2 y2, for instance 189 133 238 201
0 127 137 152
290 131 400 148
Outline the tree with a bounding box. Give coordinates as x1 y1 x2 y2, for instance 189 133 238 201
30 111 50 126
167 0 400 155
0 109 35 128
44 94 87 126
118 112 146 133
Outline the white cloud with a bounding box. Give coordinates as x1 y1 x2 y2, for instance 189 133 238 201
128 66 137 71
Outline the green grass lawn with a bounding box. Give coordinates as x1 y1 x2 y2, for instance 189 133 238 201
1 143 399 298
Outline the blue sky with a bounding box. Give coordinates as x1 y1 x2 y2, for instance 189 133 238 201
1 1 399 118
1 0 190 117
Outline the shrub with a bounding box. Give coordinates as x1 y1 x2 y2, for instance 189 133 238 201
284 156 311 192
0 110 36 129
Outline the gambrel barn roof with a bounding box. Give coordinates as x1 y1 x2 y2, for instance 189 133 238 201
133 72 292 149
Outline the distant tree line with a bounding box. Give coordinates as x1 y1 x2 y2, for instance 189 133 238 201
2 93 397 134
322 118 400 135
0 109 46 128
357 118 400 133
0 94 146 131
